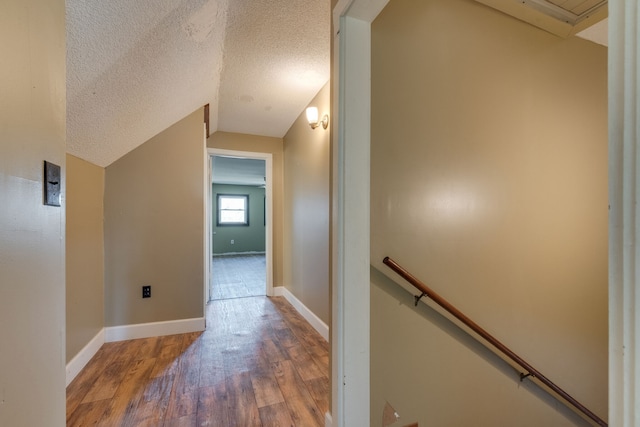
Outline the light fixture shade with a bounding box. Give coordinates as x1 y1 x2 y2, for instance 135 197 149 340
306 107 319 125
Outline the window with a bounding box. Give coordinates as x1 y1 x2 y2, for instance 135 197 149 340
217 194 249 226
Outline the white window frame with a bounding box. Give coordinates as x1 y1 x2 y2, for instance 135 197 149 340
216 194 249 226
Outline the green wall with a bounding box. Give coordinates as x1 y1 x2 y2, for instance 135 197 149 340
213 184 266 254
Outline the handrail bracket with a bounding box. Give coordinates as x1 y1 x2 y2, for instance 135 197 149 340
414 292 427 306
520 372 534 382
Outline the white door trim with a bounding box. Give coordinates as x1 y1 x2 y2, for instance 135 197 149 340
206 148 274 299
331 1 390 426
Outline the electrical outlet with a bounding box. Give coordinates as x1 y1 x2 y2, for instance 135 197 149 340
142 285 151 298
230 239 234 244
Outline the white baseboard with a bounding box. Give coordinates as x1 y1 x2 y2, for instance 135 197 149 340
105 317 205 342
213 251 265 257
273 286 329 341
325 412 333 427
66 317 205 386
66 328 105 387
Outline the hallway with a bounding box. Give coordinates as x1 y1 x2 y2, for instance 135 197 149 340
66 296 329 426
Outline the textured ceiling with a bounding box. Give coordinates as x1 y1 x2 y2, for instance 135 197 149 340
65 1 602 168
66 0 330 167
218 0 330 137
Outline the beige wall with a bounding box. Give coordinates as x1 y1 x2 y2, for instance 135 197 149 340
0 0 67 425
66 154 105 362
283 83 331 324
370 0 607 425
208 132 285 287
105 110 205 326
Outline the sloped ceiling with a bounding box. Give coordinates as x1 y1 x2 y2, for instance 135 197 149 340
66 0 330 167
577 17 608 46
218 0 329 137
66 0 604 168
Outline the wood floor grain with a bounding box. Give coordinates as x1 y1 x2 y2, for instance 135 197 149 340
67 296 329 427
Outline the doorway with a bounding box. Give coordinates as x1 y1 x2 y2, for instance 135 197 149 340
206 148 274 302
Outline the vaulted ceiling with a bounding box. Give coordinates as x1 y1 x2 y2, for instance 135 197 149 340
66 0 330 167
66 0 605 168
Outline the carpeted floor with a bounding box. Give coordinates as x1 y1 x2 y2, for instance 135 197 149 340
210 254 266 300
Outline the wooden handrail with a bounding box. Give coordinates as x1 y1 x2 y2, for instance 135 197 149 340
382 256 607 427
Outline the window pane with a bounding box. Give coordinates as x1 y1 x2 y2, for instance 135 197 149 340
220 210 245 223
217 194 249 226
220 197 245 210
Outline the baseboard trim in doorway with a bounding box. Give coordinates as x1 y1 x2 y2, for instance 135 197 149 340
325 412 333 427
274 286 329 341
66 328 105 387
104 317 205 343
212 251 265 257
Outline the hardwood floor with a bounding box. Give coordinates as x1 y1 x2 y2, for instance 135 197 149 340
67 296 329 427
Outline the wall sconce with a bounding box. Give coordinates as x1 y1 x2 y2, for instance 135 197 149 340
306 107 329 130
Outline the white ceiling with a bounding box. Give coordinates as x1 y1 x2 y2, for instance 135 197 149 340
212 156 265 186
576 17 608 46
66 1 605 168
66 0 330 167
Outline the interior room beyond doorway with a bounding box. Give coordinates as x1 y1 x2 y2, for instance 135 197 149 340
210 254 266 300
210 155 269 301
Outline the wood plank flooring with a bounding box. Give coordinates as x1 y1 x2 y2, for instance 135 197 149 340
67 296 329 427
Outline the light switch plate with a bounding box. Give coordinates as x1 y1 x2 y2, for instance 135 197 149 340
44 161 61 207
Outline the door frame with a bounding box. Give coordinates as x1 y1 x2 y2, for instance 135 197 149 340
331 0 390 425
206 148 274 302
